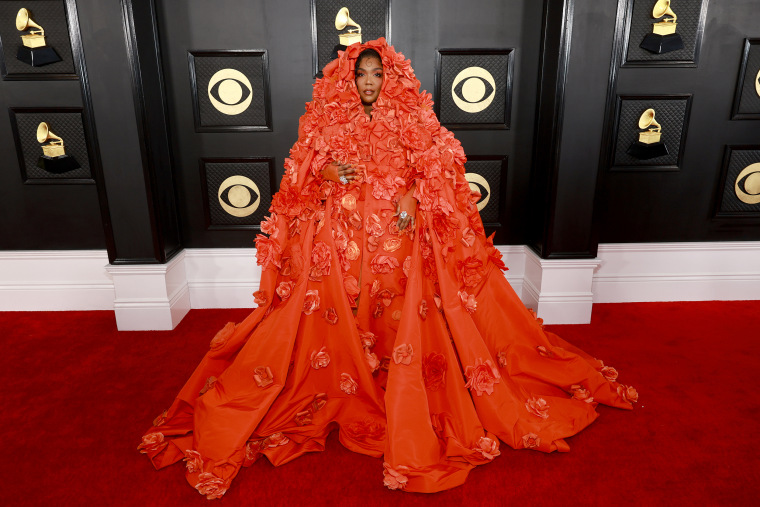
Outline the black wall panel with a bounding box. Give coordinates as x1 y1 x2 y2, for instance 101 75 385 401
597 0 760 244
157 0 543 248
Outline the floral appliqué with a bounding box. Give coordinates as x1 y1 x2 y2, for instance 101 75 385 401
310 346 330 369
392 344 414 365
464 358 501 396
383 462 411 490
525 397 550 419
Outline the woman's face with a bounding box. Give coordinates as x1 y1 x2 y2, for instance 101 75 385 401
355 56 383 105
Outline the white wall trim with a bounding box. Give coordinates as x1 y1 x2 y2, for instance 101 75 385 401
594 242 760 303
0 250 114 311
2 242 759 326
523 249 601 324
105 250 190 330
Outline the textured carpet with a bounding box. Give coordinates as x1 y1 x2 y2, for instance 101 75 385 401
1 301 758 506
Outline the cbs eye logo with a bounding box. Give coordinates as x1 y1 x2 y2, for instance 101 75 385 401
755 69 760 97
465 173 491 212
208 68 253 115
218 175 261 217
735 163 760 205
451 67 496 114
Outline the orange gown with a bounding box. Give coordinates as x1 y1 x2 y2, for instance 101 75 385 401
138 39 637 499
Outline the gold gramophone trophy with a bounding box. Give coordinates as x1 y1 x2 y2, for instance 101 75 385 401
16 8 62 66
336 7 362 46
328 7 362 62
640 0 685 54
36 122 80 173
626 108 669 160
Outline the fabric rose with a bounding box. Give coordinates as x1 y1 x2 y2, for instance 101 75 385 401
323 307 338 325
195 472 227 500
209 322 235 350
525 397 550 419
392 344 414 365
497 350 508 368
346 241 360 261
617 384 639 403
457 257 484 288
373 301 384 318
383 462 410 490
311 393 328 412
348 210 363 230
266 432 290 448
383 238 403 252
367 235 381 253
302 289 320 315
464 358 501 396
152 409 168 427
458 290 477 314
253 290 268 306
527 308 545 326
371 255 400 275
402 256 412 277
276 281 295 301
138 432 167 454
419 299 428 320
344 275 360 307
522 433 541 449
260 213 279 238
474 437 500 460
253 366 274 387
485 232 508 271
199 376 217 396
255 234 282 270
340 373 358 395
366 213 385 237
341 193 357 210
365 350 381 372
360 332 376 349
310 346 330 369
422 352 447 391
460 227 476 247
571 384 594 403
184 450 203 474
536 345 553 358
601 365 619 382
310 241 331 278
245 439 264 465
377 289 396 307
294 410 313 426
370 279 381 298
346 417 385 442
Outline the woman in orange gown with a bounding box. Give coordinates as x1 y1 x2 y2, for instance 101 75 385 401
139 39 637 499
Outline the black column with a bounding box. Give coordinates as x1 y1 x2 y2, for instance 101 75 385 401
529 0 619 259
75 0 180 264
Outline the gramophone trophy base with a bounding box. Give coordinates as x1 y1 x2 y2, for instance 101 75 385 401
17 46 62 67
640 33 684 55
36 155 80 174
329 44 348 62
626 142 669 160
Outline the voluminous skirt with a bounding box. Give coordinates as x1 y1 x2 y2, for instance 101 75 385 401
138 178 637 498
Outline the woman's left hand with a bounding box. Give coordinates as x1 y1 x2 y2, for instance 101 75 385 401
395 190 417 231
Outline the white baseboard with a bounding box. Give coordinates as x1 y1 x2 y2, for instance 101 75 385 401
593 242 760 303
523 250 601 325
105 251 190 331
2 242 759 327
0 250 114 310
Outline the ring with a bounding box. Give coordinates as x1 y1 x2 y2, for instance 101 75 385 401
399 211 408 219
339 176 348 185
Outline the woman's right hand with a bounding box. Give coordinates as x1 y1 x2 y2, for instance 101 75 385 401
321 161 356 184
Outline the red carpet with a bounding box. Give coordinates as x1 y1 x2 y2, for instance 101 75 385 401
1 301 758 506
